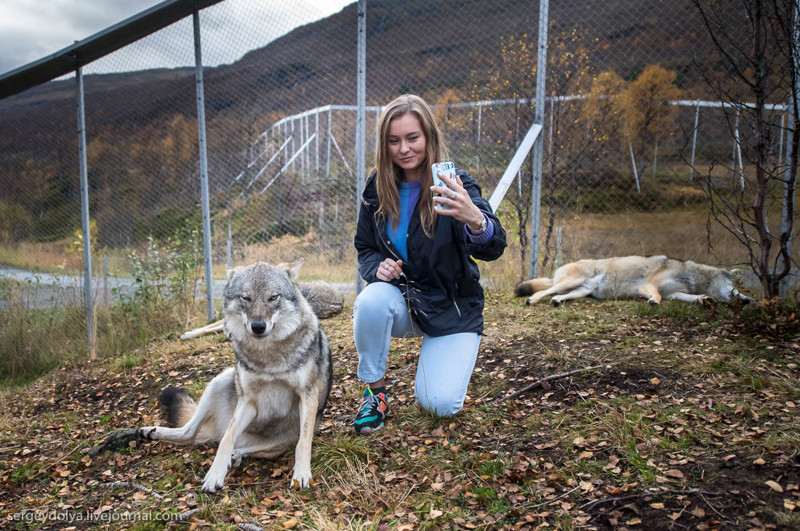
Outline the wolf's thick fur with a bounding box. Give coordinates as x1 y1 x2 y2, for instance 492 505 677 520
139 260 333 493
180 277 343 340
514 255 754 307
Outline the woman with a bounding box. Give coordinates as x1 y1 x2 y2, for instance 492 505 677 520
352 94 506 433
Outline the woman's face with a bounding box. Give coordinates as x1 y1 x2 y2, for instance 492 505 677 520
387 113 427 181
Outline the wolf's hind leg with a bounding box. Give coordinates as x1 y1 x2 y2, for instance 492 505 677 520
140 368 235 444
638 283 662 305
528 277 589 305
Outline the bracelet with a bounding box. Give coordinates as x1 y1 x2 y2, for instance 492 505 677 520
467 215 488 236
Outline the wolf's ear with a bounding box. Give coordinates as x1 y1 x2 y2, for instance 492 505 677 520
226 266 244 282
280 259 304 281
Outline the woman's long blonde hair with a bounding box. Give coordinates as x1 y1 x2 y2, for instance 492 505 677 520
373 94 448 237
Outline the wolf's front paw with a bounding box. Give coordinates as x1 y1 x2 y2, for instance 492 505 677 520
647 299 660 306
202 464 229 493
291 464 313 489
550 298 561 307
698 295 712 306
138 427 158 441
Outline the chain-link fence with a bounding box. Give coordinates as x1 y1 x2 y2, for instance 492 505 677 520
0 0 797 359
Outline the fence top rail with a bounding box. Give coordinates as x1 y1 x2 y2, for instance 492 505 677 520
0 0 225 100
265 95 790 140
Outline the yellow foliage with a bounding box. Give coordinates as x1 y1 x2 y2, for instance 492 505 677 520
624 65 682 148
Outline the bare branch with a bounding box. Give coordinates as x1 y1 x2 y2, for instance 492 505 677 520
495 363 614 404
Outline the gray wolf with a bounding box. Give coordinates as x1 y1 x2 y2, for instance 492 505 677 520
180 277 343 340
514 255 754 306
139 260 333 493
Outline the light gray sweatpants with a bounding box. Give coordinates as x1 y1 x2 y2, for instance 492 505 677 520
353 281 481 417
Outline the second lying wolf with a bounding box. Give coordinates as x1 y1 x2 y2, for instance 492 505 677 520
515 255 754 306
139 261 332 493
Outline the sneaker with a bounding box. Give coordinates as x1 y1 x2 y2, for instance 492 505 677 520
354 387 388 434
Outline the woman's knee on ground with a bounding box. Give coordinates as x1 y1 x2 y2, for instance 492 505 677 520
415 389 466 418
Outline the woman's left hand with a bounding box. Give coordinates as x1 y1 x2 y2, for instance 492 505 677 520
431 174 485 230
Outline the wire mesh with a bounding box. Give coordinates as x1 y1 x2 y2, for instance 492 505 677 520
0 0 797 351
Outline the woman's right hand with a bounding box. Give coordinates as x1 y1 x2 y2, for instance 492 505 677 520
377 258 403 281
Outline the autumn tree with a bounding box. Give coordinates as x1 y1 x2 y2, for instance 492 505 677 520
580 71 628 181
624 65 682 186
691 0 798 299
472 25 596 277
471 33 537 279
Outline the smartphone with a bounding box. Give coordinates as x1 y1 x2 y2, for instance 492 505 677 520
431 161 456 210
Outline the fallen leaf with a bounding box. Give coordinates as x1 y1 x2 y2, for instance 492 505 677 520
691 507 706 518
665 469 684 479
282 518 297 529
765 480 783 493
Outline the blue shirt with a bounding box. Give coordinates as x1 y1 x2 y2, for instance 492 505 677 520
387 181 421 262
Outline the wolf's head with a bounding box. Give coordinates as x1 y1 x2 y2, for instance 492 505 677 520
223 260 308 342
707 268 755 304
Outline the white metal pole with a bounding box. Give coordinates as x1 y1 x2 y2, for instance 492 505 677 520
193 10 214 322
327 108 332 179
628 138 641 193
780 0 799 295
690 103 700 180
76 66 94 357
375 108 380 159
476 103 482 174
356 0 367 293
734 109 745 190
529 0 549 279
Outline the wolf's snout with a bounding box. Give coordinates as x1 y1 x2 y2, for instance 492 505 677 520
250 320 267 335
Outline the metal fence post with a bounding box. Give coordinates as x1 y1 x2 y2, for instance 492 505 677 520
327 108 332 179
690 103 700 180
76 66 94 358
529 0 549 279
193 9 214 322
780 0 799 296
355 0 367 294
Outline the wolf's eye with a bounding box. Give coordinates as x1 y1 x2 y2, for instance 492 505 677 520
240 295 251 302
269 294 280 302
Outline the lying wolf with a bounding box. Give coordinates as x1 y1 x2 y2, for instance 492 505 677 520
140 260 333 492
180 275 343 340
514 255 754 306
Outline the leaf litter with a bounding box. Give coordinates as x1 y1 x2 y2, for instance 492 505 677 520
0 294 798 529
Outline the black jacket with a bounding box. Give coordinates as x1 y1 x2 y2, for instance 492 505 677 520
354 169 507 336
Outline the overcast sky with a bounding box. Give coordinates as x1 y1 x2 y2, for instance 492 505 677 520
0 0 354 76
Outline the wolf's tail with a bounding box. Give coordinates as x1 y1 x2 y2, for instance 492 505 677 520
158 387 197 428
513 278 554 297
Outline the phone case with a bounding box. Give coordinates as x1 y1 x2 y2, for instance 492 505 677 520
431 161 456 210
